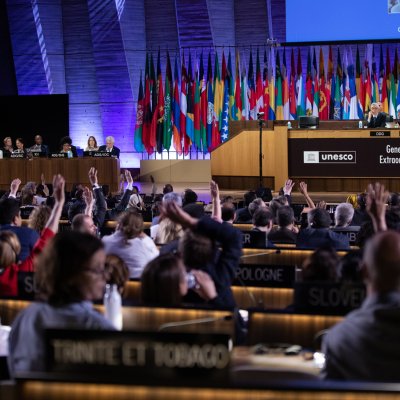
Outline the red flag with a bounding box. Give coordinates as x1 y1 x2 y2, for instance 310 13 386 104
180 53 188 155
318 48 329 120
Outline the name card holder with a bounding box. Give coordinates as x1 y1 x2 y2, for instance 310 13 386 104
44 329 231 386
10 153 24 159
234 263 295 288
370 131 390 137
50 153 68 158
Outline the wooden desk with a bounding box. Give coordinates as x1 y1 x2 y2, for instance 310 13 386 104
0 158 120 192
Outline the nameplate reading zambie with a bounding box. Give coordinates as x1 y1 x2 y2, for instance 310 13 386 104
50 153 68 158
370 130 390 137
234 263 295 288
45 330 231 386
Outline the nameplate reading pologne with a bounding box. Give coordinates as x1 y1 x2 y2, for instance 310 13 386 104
10 153 24 159
370 131 390 137
234 263 295 288
50 153 68 158
45 330 231 385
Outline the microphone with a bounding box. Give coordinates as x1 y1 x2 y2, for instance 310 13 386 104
158 315 233 332
257 112 265 119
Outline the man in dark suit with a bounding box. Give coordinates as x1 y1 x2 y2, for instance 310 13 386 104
367 102 386 128
296 208 350 250
98 136 120 158
29 135 49 156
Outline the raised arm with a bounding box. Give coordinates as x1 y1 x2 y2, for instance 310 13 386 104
366 182 389 233
299 181 316 209
210 180 222 222
88 167 107 227
8 178 22 199
44 174 65 233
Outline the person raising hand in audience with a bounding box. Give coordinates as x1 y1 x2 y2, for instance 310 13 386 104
0 174 65 296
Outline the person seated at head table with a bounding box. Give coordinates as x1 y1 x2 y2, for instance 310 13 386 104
98 136 120 158
59 136 78 157
2 136 13 157
85 135 99 151
29 135 49 155
8 230 114 374
12 138 28 157
367 102 387 128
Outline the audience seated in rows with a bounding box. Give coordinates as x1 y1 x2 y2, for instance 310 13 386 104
268 206 298 244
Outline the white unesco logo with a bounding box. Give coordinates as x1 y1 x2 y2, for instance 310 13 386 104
304 151 356 164
304 151 319 163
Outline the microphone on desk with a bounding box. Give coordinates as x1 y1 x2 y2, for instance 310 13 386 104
158 315 233 332
257 112 265 119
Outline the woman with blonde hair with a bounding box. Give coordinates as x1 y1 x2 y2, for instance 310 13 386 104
102 210 159 278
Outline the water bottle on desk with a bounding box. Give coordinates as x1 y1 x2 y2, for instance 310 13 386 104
104 284 122 330
358 120 363 129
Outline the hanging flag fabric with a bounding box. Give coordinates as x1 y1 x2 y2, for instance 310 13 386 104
334 48 343 120
312 48 319 117
134 71 144 152
247 50 257 120
241 53 249 120
289 48 297 120
185 53 194 153
206 52 214 151
263 48 270 120
151 50 164 153
371 46 379 104
318 48 329 120
327 46 334 119
282 49 290 119
142 53 153 154
194 56 201 151
255 48 264 115
199 52 208 151
348 49 358 119
356 47 365 119
211 52 223 150
163 51 173 151
180 53 188 155
172 56 182 155
234 49 242 120
268 48 276 120
275 50 284 120
227 51 235 122
305 49 313 116
296 48 305 117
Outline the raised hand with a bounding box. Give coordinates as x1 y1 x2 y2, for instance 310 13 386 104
125 169 133 184
82 186 93 206
88 167 98 186
10 178 22 197
191 269 217 301
210 180 219 200
159 200 197 229
52 174 65 205
366 182 389 232
283 179 295 195
299 181 308 195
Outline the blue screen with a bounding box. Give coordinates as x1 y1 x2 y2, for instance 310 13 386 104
286 0 400 42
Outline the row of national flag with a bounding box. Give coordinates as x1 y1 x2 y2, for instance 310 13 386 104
134 45 400 155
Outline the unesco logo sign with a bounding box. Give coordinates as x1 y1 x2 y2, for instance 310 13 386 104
304 151 356 164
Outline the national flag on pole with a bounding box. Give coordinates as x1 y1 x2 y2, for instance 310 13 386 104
389 55 397 118
186 53 194 151
282 49 290 119
312 48 319 117
348 49 358 119
234 49 242 120
296 48 305 117
206 52 214 151
305 49 313 116
199 52 207 151
289 48 297 120
327 46 334 119
275 50 284 120
263 49 270 120
356 46 365 118
343 51 351 119
152 50 164 153
380 46 389 113
371 46 379 104
194 56 201 151
318 48 329 120
163 51 173 151
134 71 144 152
364 59 372 116
212 52 223 149
241 54 249 120
268 48 276 120
172 56 182 155
256 48 264 115
142 53 153 154
333 48 343 120
247 50 257 120
228 51 235 121
180 52 188 155
221 57 230 142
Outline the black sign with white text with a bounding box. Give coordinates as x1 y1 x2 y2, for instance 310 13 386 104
234 263 295 287
289 138 400 177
